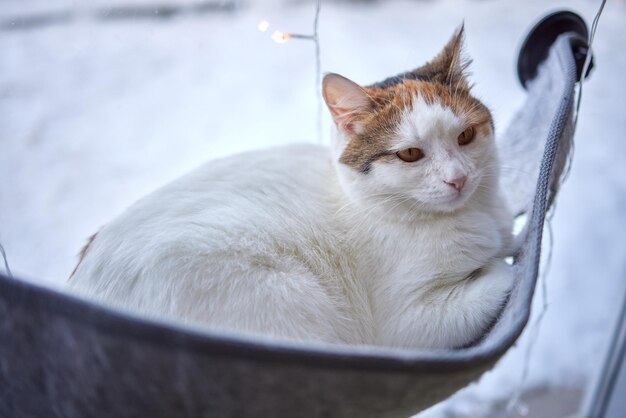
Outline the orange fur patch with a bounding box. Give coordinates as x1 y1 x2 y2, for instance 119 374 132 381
336 26 493 174
339 81 493 173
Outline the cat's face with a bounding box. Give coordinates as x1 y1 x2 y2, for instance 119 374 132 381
323 27 496 214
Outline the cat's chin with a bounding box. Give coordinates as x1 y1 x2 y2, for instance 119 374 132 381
426 190 473 214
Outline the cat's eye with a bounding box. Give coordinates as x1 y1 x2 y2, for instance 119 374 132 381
458 127 475 146
396 148 424 163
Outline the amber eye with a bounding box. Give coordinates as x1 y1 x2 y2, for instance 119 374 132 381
396 148 424 163
458 126 475 146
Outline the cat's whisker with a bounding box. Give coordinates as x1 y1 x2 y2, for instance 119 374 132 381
334 192 409 217
338 198 401 231
348 193 408 220
343 194 414 240
480 161 534 177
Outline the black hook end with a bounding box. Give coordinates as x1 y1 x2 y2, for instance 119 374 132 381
517 10 593 89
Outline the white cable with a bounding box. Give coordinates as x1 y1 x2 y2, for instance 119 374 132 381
313 0 322 144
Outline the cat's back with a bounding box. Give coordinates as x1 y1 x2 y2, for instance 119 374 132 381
69 144 345 300
81 143 335 242
68 144 365 343
145 143 336 225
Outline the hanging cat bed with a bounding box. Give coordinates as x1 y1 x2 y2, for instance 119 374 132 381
0 11 593 418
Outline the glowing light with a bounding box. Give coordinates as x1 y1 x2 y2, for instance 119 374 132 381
271 31 291 44
257 20 270 32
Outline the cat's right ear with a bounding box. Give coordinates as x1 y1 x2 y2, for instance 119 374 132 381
322 73 372 136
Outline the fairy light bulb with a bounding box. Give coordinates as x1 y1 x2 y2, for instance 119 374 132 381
271 31 291 44
257 20 270 32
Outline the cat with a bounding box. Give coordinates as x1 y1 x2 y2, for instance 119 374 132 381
68 27 514 350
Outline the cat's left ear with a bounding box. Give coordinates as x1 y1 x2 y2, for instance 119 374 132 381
438 24 471 88
322 73 373 136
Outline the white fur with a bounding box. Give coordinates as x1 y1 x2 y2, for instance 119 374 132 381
68 98 513 350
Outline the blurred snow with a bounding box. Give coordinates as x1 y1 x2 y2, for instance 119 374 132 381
1 0 625 416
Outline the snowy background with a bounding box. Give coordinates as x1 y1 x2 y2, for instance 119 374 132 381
1 0 625 416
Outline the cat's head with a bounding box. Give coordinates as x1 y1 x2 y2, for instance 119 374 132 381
323 27 497 215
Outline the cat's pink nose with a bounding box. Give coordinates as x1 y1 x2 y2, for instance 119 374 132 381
444 176 467 191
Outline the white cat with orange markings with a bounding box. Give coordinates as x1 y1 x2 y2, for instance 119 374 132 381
68 27 514 349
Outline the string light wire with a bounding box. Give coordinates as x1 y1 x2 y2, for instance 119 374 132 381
313 0 322 144
575 0 606 126
259 0 323 143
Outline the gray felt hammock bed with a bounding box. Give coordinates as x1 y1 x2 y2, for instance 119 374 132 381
0 11 595 418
